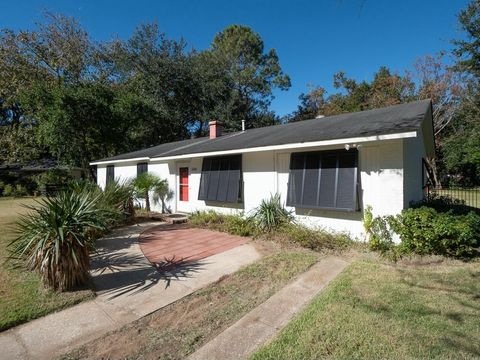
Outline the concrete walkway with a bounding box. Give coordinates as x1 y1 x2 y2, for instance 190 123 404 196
0 222 261 360
189 256 349 360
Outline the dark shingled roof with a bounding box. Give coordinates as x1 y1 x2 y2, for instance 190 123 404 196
93 99 431 163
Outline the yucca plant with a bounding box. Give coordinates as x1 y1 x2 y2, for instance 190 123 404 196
252 193 294 231
9 189 112 291
100 180 135 223
68 179 135 224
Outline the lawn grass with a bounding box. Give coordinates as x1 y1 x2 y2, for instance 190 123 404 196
251 256 480 360
62 250 318 360
0 197 93 331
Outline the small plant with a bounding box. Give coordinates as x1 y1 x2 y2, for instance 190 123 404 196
132 173 164 212
364 207 395 252
9 188 113 291
2 184 14 197
152 179 174 213
189 211 258 237
252 193 293 231
279 223 353 251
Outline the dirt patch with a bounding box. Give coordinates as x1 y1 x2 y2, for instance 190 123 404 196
61 249 318 360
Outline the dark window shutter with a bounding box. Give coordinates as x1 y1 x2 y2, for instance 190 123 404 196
198 158 211 200
106 165 115 184
303 153 321 207
198 155 242 203
287 153 305 207
216 157 230 202
287 149 358 211
137 162 148 176
318 153 337 208
207 158 221 200
336 152 357 210
226 155 241 203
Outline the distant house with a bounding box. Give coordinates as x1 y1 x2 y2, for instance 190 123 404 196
90 100 434 238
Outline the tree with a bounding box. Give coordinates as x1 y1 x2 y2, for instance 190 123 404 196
410 54 464 187
289 86 327 122
106 23 200 146
446 0 480 185
203 25 291 132
132 173 163 212
290 66 415 122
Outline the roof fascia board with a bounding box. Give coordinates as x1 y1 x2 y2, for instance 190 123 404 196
90 156 149 166
151 131 417 162
90 131 417 165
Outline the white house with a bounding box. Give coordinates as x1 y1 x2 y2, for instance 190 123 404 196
90 100 435 239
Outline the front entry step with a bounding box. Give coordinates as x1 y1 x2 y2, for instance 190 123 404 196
166 213 188 224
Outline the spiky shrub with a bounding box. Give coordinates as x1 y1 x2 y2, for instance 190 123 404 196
252 194 294 231
100 181 135 223
68 180 135 224
9 189 112 291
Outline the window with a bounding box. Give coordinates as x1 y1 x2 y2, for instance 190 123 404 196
137 162 148 177
198 155 242 203
106 165 115 184
287 149 358 211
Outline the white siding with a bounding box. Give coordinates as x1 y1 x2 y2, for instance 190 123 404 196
403 128 426 207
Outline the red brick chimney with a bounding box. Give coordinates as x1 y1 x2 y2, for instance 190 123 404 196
209 121 222 139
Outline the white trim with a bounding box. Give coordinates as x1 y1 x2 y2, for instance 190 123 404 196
90 131 417 165
89 157 149 166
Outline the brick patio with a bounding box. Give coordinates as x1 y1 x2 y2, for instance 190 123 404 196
138 224 249 266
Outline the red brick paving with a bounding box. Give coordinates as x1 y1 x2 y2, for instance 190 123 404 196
138 224 249 266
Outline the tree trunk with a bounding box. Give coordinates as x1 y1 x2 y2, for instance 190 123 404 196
145 190 150 212
425 157 442 189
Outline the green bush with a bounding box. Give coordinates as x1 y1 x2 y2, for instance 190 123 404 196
14 184 28 197
190 210 258 237
278 223 353 251
252 193 293 231
364 206 395 253
412 193 479 215
390 207 480 258
33 169 73 190
3 184 14 197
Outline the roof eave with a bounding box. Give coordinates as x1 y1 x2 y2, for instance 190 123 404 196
151 131 417 161
90 131 418 166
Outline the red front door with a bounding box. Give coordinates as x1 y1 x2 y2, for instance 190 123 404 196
179 167 189 201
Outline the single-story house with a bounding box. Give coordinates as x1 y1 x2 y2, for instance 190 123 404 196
90 99 434 239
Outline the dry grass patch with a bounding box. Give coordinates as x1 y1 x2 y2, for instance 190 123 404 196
62 249 318 360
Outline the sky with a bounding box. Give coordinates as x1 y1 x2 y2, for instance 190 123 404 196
0 0 471 116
